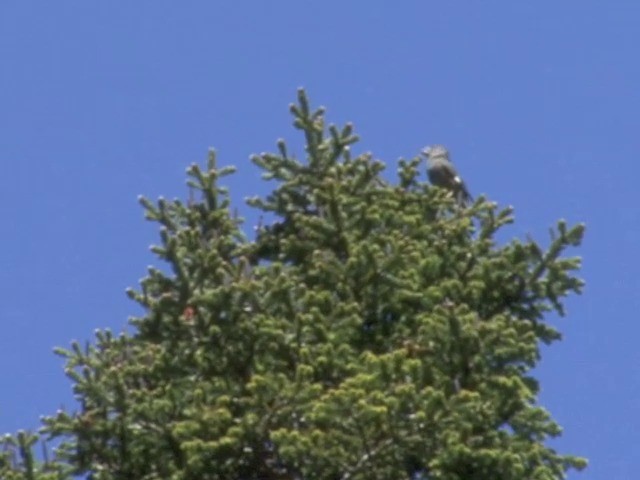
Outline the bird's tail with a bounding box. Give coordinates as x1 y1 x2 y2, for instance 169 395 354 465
456 184 472 207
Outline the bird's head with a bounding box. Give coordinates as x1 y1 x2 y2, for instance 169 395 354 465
422 145 450 160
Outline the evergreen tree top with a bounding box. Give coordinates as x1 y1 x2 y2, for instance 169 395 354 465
2 89 586 480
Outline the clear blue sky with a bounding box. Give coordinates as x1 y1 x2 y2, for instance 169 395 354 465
0 3 637 478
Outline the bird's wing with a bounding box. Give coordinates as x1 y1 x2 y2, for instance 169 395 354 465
428 161 460 188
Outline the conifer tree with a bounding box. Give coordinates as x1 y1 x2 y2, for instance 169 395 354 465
1 90 586 479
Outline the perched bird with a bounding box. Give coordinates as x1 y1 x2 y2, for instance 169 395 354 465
422 145 472 206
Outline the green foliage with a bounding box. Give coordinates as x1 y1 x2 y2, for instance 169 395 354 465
1 90 586 479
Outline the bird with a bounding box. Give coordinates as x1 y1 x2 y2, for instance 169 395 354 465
422 145 472 206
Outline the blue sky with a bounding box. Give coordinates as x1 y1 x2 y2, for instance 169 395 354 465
0 3 637 478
